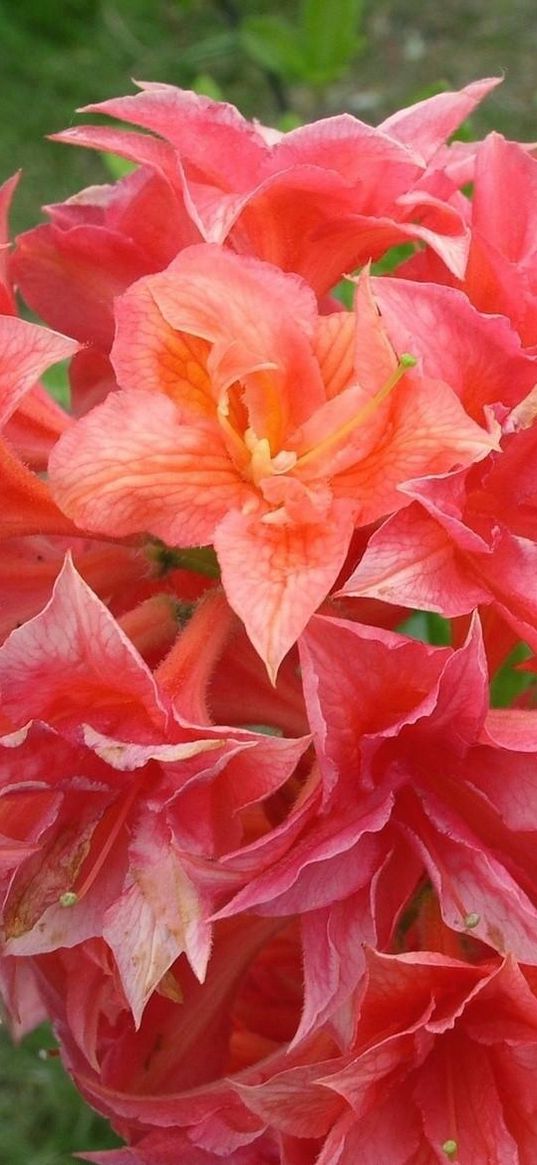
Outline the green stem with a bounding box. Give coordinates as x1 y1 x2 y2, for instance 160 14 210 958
147 539 221 579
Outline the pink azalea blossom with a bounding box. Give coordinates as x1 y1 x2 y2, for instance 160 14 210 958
45 78 500 295
0 558 311 1019
5 75 537 1165
400 133 537 348
48 245 494 677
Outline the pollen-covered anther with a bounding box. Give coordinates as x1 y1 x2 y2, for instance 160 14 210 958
244 428 297 486
442 1139 458 1160
59 891 79 908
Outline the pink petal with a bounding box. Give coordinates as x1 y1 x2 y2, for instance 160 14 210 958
0 553 166 735
214 501 355 681
379 78 501 163
103 814 211 1025
332 373 496 526
0 315 78 427
49 389 253 545
13 221 154 350
338 504 491 613
121 245 324 435
0 440 77 539
372 275 537 421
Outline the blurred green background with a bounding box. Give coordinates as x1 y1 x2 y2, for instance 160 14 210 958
2 0 537 233
1 0 537 1161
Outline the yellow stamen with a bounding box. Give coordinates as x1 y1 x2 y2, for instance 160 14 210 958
294 352 417 471
244 428 297 486
217 399 251 468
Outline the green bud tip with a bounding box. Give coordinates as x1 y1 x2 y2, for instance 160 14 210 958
59 891 78 908
442 1140 458 1160
399 352 418 368
464 912 480 929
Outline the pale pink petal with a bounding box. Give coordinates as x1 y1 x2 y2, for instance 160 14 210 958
296 887 375 1044
12 218 156 350
0 315 78 427
274 114 419 195
473 133 537 264
80 85 268 189
103 814 211 1025
216 800 391 918
406 798 537 962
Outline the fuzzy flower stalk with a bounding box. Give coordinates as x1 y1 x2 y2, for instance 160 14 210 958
3 76 537 1164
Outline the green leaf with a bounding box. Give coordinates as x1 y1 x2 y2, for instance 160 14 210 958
41 360 70 409
191 72 224 102
332 275 356 308
491 642 535 708
179 30 237 69
299 0 365 86
370 242 416 275
240 15 306 81
397 611 451 646
277 110 303 132
100 152 136 180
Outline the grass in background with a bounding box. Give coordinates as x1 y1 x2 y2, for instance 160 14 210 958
0 0 532 234
0 0 536 1159
0 1024 121 1164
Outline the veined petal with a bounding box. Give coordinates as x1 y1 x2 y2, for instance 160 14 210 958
372 275 537 421
103 814 211 1026
289 381 390 480
12 219 155 350
0 553 167 734
49 389 254 545
339 504 491 613
80 85 268 189
313 313 356 400
353 269 399 395
0 315 78 427
214 501 355 681
332 374 497 526
112 275 214 419
141 245 324 438
4 382 71 470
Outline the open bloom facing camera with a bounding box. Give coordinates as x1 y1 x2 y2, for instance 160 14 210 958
3 77 537 1164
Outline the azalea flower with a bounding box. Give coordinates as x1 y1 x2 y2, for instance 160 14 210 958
0 557 312 1019
400 133 537 349
32 79 499 293
48 245 494 677
5 75 537 1165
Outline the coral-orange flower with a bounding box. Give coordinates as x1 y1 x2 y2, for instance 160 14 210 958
49 245 494 677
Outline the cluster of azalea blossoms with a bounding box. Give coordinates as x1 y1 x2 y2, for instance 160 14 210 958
5 73 537 1165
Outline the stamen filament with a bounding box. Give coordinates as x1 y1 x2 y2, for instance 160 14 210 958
72 775 144 903
294 353 417 471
